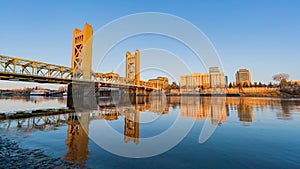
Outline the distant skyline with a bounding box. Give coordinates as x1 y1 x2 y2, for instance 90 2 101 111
0 0 299 89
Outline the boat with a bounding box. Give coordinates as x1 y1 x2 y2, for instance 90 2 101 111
29 90 49 96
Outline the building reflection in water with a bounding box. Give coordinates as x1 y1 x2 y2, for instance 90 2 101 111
55 96 300 166
180 97 227 125
237 98 254 125
1 96 300 166
278 100 292 120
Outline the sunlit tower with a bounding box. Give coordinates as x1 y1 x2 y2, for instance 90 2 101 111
71 23 93 79
126 50 140 85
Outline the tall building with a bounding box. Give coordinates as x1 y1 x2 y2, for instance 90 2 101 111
71 23 93 79
236 69 251 86
180 73 203 93
190 73 202 88
202 73 211 89
209 67 220 73
126 50 140 85
180 75 187 88
180 67 226 93
209 67 225 88
225 76 228 86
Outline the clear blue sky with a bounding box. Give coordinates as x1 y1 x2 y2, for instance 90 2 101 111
0 0 299 89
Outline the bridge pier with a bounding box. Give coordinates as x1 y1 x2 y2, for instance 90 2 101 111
136 87 146 96
67 82 97 110
67 84 155 109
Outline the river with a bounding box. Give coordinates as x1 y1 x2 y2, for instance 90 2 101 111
0 96 300 168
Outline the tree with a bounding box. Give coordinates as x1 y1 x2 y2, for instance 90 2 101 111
258 82 263 87
249 82 253 87
280 79 288 88
273 73 289 82
273 73 289 88
268 82 273 88
169 82 179 89
228 82 233 88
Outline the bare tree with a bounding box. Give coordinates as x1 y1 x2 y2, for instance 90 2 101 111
273 73 289 82
273 73 289 88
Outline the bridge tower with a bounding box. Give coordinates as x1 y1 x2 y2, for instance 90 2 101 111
71 23 93 79
68 23 93 109
126 50 140 85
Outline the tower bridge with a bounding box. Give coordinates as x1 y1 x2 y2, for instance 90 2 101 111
0 23 160 108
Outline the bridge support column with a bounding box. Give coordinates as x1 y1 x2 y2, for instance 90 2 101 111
145 89 152 96
67 83 74 108
136 87 146 96
67 82 97 110
129 87 136 96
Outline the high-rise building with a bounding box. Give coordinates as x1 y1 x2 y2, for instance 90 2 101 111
209 67 225 88
126 50 140 85
180 67 226 93
180 75 187 88
225 76 228 86
209 67 220 73
236 69 251 86
180 73 203 93
202 73 210 89
71 23 93 79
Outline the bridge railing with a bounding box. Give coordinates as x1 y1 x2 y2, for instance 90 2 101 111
92 72 136 85
0 55 156 88
0 55 73 79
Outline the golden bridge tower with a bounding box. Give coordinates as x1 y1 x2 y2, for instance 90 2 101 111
71 23 93 79
126 50 140 85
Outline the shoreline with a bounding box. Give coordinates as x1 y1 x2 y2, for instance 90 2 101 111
166 93 300 98
0 135 81 168
0 108 75 120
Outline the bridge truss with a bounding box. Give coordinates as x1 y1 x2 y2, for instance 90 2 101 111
0 55 73 83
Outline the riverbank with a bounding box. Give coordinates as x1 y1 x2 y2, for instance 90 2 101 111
240 92 300 98
0 135 81 168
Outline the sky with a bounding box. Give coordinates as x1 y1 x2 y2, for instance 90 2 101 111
0 0 299 89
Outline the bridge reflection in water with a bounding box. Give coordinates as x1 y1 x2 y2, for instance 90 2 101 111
1 96 300 166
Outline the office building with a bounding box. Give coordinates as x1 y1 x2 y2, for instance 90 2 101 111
236 69 251 86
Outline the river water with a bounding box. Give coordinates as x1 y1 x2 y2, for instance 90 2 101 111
0 96 300 169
